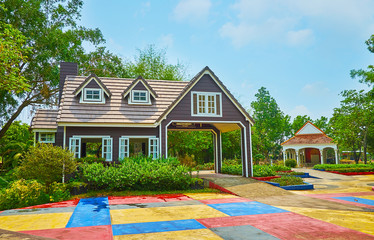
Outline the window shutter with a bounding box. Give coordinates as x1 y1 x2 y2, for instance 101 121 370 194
193 93 197 115
216 94 221 115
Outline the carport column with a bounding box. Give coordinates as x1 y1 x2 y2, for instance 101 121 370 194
319 149 324 164
335 149 339 164
296 150 299 166
212 129 222 174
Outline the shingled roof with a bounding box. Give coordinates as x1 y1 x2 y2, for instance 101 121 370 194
56 76 188 124
31 109 58 129
281 134 334 145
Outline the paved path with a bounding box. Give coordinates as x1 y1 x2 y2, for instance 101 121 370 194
0 170 373 239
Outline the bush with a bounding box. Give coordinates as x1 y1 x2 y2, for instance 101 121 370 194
16 144 77 188
339 159 355 164
253 165 276 177
277 171 304 176
0 179 47 210
80 157 195 191
195 162 214 170
48 182 71 202
77 157 105 164
270 176 305 186
313 164 374 171
285 159 297 168
221 163 242 175
271 164 291 171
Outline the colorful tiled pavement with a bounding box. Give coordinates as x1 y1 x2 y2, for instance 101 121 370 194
1 192 374 240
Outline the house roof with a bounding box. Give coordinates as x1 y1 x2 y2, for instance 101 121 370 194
56 76 189 124
281 121 334 146
122 76 158 99
72 73 112 97
30 109 58 129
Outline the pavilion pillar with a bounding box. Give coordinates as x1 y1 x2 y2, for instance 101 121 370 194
320 149 324 164
335 149 339 164
296 150 299 167
283 150 286 165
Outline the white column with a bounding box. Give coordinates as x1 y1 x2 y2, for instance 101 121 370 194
296 150 299 167
283 150 286 165
335 149 339 164
320 149 324 164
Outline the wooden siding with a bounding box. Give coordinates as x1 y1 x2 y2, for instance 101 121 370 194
85 79 101 88
64 126 159 161
133 81 148 91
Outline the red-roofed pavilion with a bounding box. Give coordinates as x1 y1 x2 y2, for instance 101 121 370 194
281 121 338 167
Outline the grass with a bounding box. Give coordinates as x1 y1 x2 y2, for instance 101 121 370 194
270 176 305 186
72 188 220 199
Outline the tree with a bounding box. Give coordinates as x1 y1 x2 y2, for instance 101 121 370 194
351 34 374 87
125 45 187 81
314 116 331 136
0 21 31 93
291 115 312 134
0 0 106 139
17 144 77 188
250 87 290 161
330 90 374 163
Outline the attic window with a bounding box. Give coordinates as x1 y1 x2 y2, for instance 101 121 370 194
130 90 150 104
82 88 103 103
191 92 222 117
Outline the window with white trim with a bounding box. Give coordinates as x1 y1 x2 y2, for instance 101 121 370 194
39 133 55 143
191 92 222 117
131 90 149 103
149 138 159 159
83 88 103 102
119 137 129 159
69 137 81 158
102 137 113 161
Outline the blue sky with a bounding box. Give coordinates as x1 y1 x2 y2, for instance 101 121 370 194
18 0 374 123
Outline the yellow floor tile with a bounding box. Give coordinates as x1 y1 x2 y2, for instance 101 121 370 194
113 229 223 240
0 212 72 231
110 205 228 225
184 193 238 200
359 195 374 200
277 206 374 235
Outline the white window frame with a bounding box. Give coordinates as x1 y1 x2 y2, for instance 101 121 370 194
81 88 105 104
39 133 55 143
191 91 222 117
130 90 150 104
148 138 159 159
119 137 129 159
102 137 113 161
69 137 81 158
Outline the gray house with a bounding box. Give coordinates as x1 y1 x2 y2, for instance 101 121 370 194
31 62 254 177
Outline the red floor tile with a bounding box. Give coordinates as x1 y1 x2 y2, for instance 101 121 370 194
199 197 253 205
19 199 80 209
108 194 192 205
21 225 113 240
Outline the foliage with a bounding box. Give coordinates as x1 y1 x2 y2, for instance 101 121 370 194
221 161 242 175
330 90 374 163
250 87 291 161
77 156 105 164
195 162 214 170
125 45 187 81
270 176 305 186
0 179 47 210
291 115 312 135
253 165 276 177
0 121 33 170
80 157 195 191
222 130 241 160
0 0 108 140
351 34 374 86
277 171 305 176
271 164 291 171
17 144 77 188
0 21 31 93
313 164 374 172
285 159 297 168
253 153 264 165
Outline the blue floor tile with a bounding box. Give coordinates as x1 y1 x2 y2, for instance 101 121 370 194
208 201 288 216
66 197 111 228
334 196 374 206
112 219 205 236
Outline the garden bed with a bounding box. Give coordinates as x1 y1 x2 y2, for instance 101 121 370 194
251 176 281 181
324 171 374 176
265 181 314 190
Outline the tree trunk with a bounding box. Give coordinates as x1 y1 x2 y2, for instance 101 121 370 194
0 101 29 140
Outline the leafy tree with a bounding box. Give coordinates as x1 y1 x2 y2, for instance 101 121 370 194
0 0 106 140
351 34 374 87
0 21 31 93
330 90 374 163
291 115 312 134
250 87 290 161
125 45 188 81
17 144 77 188
314 116 331 136
0 121 33 170
222 130 241 160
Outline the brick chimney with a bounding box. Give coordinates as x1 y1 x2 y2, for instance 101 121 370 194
59 62 78 105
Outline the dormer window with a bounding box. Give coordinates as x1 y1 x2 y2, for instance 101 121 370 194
191 91 222 117
81 88 104 103
130 90 150 104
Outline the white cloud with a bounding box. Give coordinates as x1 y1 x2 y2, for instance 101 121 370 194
302 82 329 96
289 105 313 119
220 0 374 48
286 29 315 46
135 1 151 17
158 34 174 48
173 0 212 23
